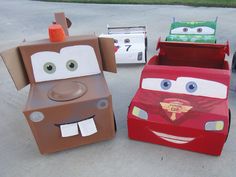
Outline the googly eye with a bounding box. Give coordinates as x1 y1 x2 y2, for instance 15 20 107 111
186 81 198 93
197 28 203 33
66 60 78 71
43 62 56 74
183 28 188 32
160 80 172 90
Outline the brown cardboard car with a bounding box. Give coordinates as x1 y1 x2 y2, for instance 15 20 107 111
0 13 117 154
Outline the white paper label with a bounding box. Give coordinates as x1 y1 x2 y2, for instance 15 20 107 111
60 123 79 137
78 118 97 137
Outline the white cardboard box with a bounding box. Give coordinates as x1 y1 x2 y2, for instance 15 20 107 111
100 26 147 64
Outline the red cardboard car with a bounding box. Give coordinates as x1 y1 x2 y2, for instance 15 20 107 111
127 40 231 156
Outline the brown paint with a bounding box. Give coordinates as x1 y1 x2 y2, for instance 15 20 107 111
0 35 117 154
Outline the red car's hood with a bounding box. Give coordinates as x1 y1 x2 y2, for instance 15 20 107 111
130 88 228 127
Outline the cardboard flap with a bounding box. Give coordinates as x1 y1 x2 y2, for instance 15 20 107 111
98 37 117 73
54 12 69 36
158 41 228 69
0 47 29 90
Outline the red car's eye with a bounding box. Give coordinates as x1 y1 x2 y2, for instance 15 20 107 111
160 80 172 90
185 81 198 93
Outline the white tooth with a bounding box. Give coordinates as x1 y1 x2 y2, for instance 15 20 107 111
60 123 79 137
78 118 97 137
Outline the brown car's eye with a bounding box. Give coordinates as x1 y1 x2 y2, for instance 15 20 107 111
183 28 188 32
197 28 203 33
43 62 56 74
66 60 78 71
124 38 130 43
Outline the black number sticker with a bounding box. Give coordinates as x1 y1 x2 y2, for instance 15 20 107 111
125 45 132 52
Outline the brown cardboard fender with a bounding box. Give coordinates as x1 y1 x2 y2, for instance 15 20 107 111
0 13 117 154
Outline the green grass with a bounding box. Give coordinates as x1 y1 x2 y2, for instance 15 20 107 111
38 0 236 8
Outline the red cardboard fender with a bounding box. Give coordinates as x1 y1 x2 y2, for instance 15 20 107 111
128 41 230 156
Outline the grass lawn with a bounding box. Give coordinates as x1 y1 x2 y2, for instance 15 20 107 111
39 0 236 8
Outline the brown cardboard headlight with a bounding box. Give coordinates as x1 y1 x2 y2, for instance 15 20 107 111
29 111 45 122
97 99 109 109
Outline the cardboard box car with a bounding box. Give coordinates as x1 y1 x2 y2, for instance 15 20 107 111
101 26 147 64
0 13 117 154
166 19 217 43
127 40 231 156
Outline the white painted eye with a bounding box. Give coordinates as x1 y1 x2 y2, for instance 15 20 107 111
66 60 78 71
160 80 172 90
185 81 198 93
192 26 215 34
142 77 227 99
43 62 56 74
31 45 101 82
170 27 191 34
142 78 175 93
176 77 227 99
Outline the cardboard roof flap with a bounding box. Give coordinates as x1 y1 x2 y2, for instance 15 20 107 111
98 37 117 73
158 42 227 69
0 47 29 90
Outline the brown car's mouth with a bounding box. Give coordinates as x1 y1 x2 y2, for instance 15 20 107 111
55 115 97 137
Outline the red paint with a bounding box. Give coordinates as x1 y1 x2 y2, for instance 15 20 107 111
127 41 230 156
48 24 65 42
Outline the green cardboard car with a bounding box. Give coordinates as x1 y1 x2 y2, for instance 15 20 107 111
166 20 217 43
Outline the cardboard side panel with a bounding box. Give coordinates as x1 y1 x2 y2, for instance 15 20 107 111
0 47 29 90
98 37 117 73
55 12 69 36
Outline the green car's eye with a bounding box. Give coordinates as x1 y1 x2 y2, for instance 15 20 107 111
43 62 56 74
183 27 188 32
66 60 78 71
197 28 203 33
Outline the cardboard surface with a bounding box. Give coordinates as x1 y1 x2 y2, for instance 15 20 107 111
54 12 69 36
0 47 29 90
166 20 217 43
99 37 117 72
0 13 117 154
128 41 230 156
102 26 147 64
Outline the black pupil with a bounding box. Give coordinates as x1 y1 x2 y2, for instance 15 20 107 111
69 62 75 68
197 28 202 32
47 65 53 71
189 84 195 90
183 28 188 32
164 82 169 87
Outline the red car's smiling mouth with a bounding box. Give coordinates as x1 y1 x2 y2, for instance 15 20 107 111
151 130 195 144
